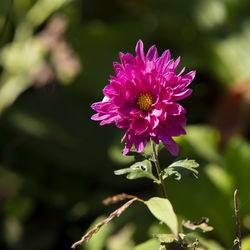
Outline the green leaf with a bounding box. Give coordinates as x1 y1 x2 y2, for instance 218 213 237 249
162 159 199 181
134 238 161 250
182 217 213 234
114 160 159 183
154 234 176 243
106 224 135 250
145 197 179 237
195 235 225 250
183 126 221 163
205 164 234 196
242 236 250 250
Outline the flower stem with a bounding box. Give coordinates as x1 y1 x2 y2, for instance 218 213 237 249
151 141 167 198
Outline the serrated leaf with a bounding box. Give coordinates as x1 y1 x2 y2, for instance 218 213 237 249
162 159 199 181
182 217 213 234
145 197 179 237
114 160 159 183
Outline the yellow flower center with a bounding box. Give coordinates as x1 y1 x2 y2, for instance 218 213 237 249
137 93 153 111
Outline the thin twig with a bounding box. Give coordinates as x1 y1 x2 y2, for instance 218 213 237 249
71 197 139 249
234 189 241 249
103 193 145 205
151 141 167 198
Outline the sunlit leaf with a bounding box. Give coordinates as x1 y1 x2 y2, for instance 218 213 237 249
106 224 135 250
114 160 159 183
134 238 160 250
205 164 234 196
242 236 250 250
162 159 199 181
182 217 213 234
145 197 178 237
196 235 225 250
184 126 221 163
154 233 176 243
214 22 250 85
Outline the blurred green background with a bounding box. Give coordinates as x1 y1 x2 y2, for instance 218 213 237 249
0 0 250 249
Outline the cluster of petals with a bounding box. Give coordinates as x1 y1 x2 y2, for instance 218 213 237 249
91 40 195 156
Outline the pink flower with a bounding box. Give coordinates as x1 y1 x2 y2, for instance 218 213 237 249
91 40 195 156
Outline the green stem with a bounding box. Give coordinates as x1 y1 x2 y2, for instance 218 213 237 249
151 141 167 198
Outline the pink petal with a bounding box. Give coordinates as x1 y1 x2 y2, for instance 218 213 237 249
135 40 144 59
148 115 159 129
174 56 181 70
151 136 159 144
158 132 179 156
123 138 133 155
178 67 186 76
91 113 109 121
168 115 187 127
113 62 124 74
133 132 148 152
161 50 171 63
131 118 148 134
116 119 130 129
100 115 118 125
172 88 192 101
160 119 186 136
182 70 196 87
146 45 158 60
91 101 110 112
166 103 186 116
121 132 128 143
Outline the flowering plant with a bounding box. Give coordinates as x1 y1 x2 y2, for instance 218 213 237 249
91 40 195 156
72 40 214 249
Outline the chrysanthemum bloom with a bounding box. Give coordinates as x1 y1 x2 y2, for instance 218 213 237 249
91 40 195 156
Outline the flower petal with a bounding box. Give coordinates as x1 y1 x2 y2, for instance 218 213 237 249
116 119 130 129
181 70 196 87
100 114 119 125
158 132 179 156
113 62 124 74
174 56 181 70
134 135 147 152
146 45 158 60
131 118 148 134
123 138 133 155
166 103 186 116
135 40 144 59
172 88 192 101
91 113 109 121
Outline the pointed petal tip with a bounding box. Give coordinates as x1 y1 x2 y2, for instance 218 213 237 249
146 44 158 60
122 147 129 155
137 39 143 45
90 114 96 120
135 39 144 59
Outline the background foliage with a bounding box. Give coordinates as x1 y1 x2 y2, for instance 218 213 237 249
0 0 250 249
